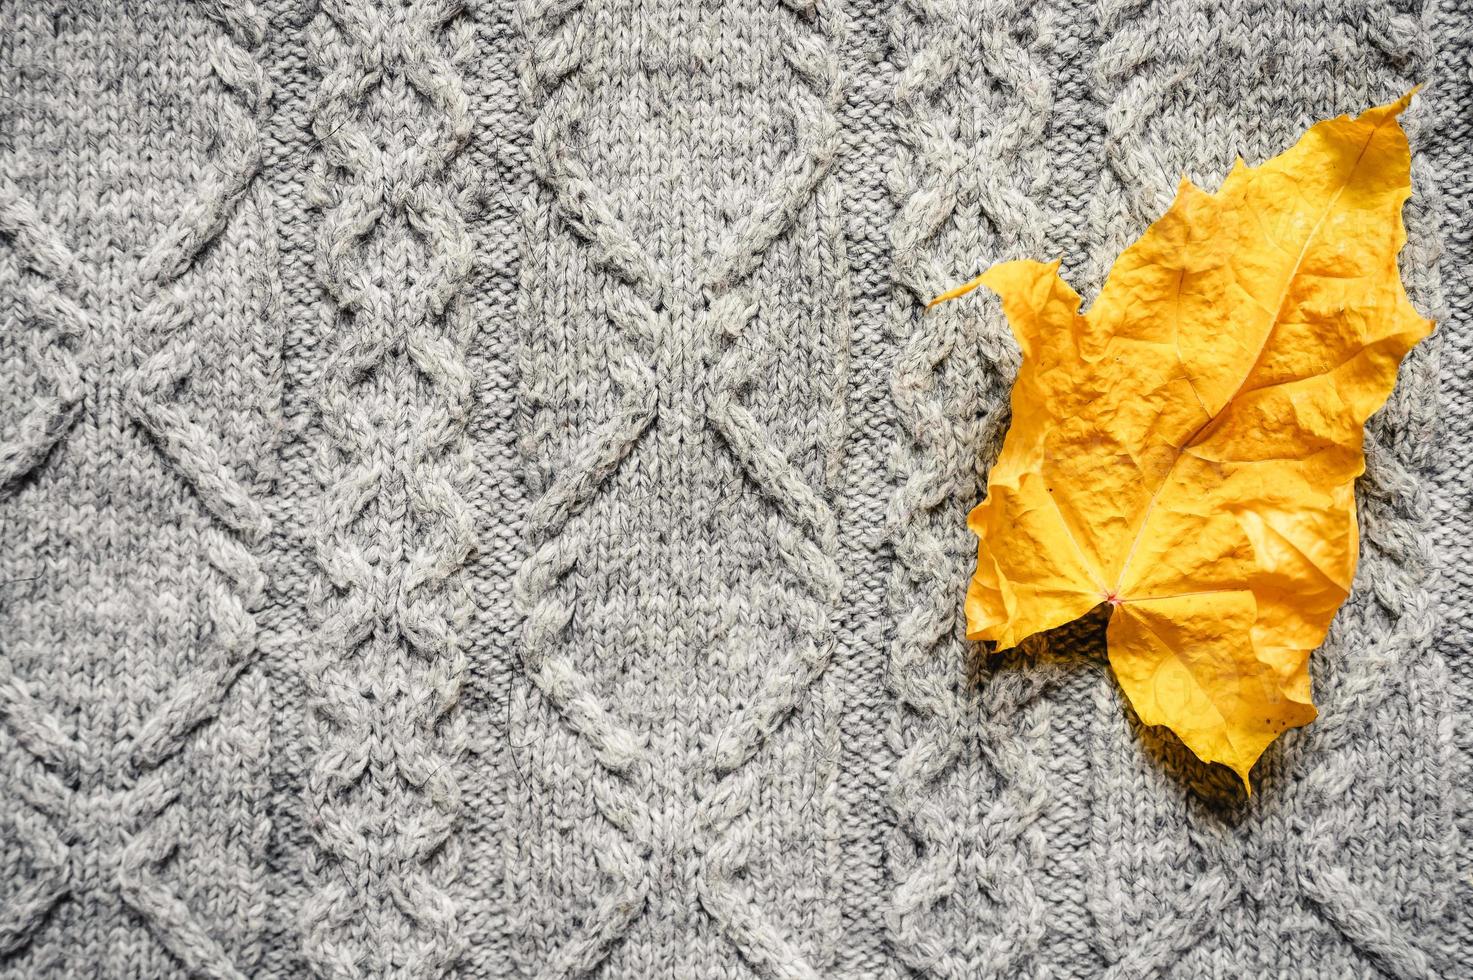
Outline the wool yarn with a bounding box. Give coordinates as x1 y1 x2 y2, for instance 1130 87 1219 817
0 1 1466 977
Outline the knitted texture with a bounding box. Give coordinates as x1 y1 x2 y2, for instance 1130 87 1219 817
0 1 1466 978
1430 0 1473 964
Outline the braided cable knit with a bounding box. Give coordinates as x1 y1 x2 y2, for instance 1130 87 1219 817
0 185 85 495
0 181 87 957
884 0 1056 975
509 5 661 952
303 1 475 976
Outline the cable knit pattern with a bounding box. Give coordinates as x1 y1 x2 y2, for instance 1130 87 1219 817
302 1 476 976
1 2 276 977
883 2 1059 976
1 1 1466 977
507 1 847 975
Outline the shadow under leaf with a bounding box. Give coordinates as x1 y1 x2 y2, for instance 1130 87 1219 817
967 602 1281 817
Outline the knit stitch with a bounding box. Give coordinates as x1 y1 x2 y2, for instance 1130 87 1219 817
0 1 1466 978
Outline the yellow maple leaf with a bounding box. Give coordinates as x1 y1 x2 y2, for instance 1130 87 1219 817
932 94 1432 791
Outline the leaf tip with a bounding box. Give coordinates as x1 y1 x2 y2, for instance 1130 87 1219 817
1380 86 1421 118
926 272 988 309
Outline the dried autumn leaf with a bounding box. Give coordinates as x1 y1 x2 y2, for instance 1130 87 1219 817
934 94 1432 790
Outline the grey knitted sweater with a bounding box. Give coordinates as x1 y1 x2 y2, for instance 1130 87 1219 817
1 1 1468 978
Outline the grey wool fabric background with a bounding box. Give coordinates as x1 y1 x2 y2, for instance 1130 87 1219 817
0 0 1470 978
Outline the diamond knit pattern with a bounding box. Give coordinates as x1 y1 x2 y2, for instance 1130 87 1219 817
1 3 276 977
0 1 1467 978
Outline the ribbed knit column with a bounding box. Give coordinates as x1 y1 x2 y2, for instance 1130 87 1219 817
1429 0 1473 968
457 0 535 977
